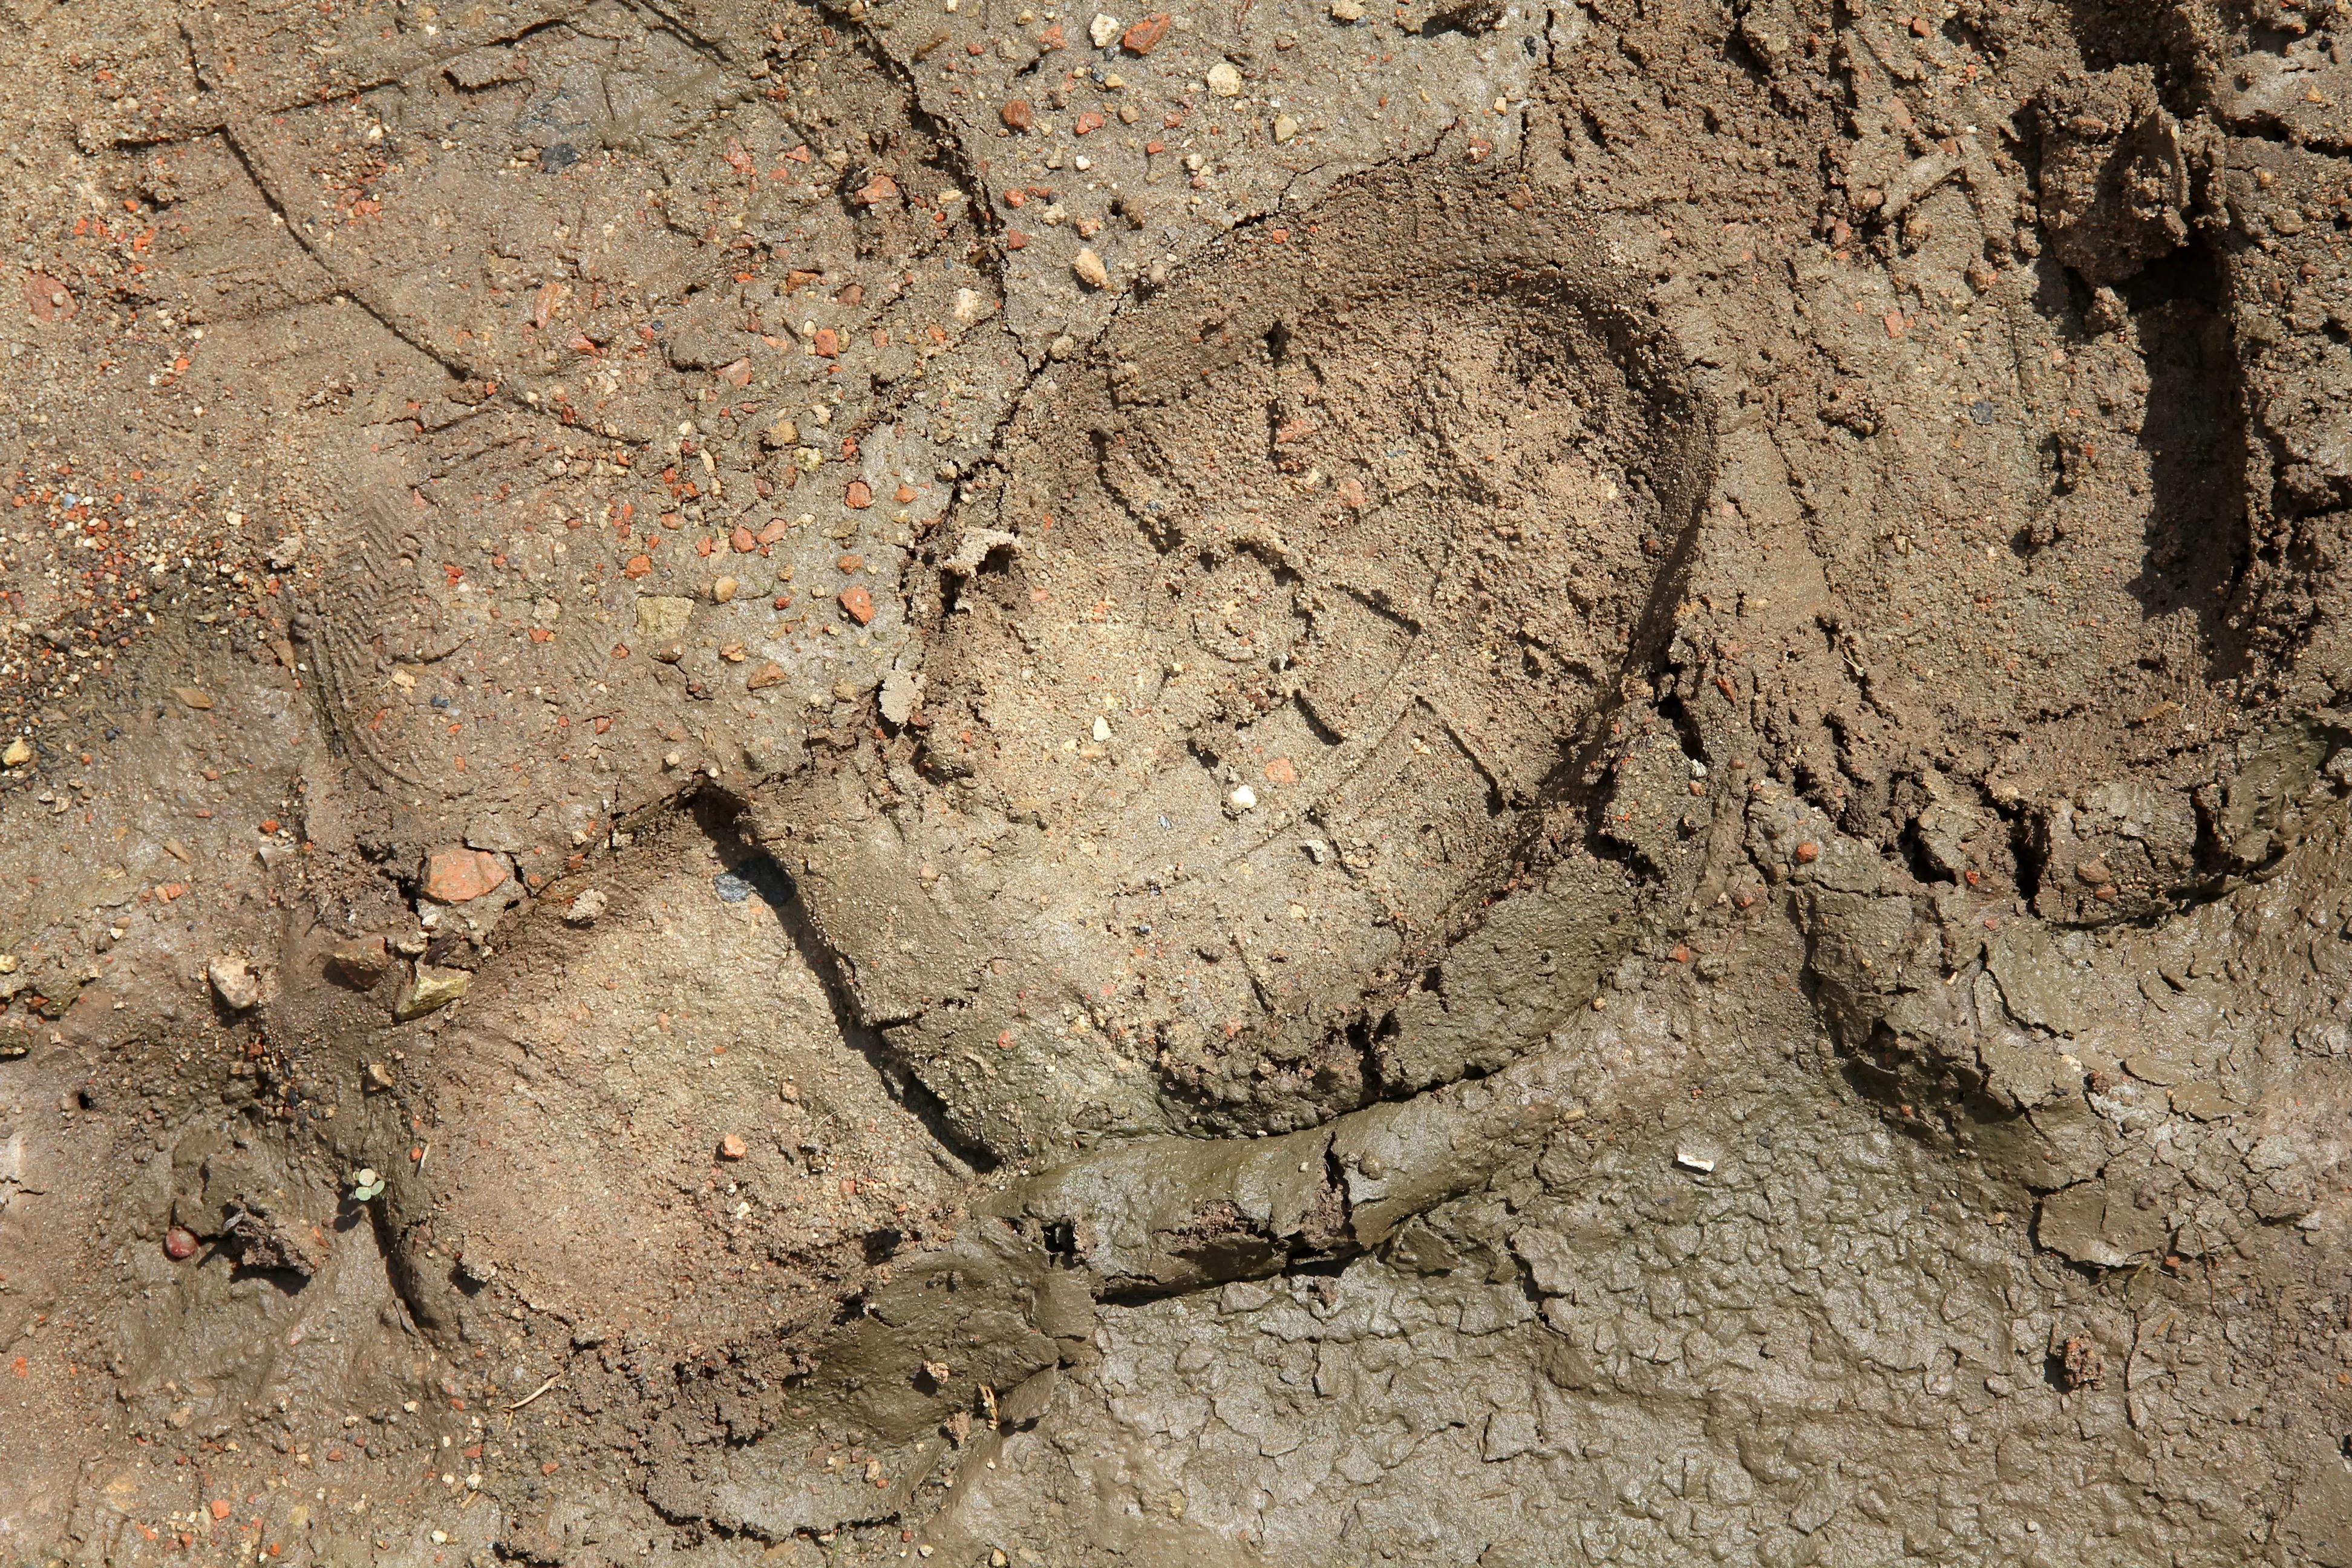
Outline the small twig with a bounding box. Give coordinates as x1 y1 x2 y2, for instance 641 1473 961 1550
507 1374 563 1411
414 1142 431 1175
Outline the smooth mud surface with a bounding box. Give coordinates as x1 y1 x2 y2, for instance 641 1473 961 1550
4 0 2352 1564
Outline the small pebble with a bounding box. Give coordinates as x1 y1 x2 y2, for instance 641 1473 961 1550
394 965 471 1021
1120 11 1169 51
713 577 739 603
1792 841 1820 864
1206 62 1241 96
330 937 393 988
719 1133 748 1160
1073 247 1110 289
207 955 263 1012
714 866 765 904
164 1227 199 1261
1089 12 1120 45
1272 113 1300 144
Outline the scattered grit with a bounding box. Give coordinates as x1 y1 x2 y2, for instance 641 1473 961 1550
5 1 2352 1566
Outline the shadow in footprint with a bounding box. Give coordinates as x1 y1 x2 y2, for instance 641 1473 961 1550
696 795 996 1174
2123 244 2253 685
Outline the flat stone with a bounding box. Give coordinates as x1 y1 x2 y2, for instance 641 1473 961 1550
394 963 471 1021
2169 1082 2244 1121
2035 1179 2164 1268
1120 12 1169 53
881 668 923 724
207 955 264 1012
328 937 392 989
634 595 695 643
423 847 509 904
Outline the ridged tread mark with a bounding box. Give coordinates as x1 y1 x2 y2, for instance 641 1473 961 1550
113 6 599 151
296 489 471 789
218 117 486 390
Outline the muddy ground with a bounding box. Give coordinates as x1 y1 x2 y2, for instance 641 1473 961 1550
4 0 2352 1561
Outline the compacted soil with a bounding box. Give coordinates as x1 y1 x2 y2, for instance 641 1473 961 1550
6 0 2352 1563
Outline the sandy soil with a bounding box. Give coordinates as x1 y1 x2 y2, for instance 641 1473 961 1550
5 0 2352 1563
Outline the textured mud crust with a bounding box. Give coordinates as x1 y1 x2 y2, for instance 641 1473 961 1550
14 0 2352 1566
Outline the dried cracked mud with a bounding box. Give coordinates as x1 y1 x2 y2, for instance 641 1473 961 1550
10 0 2352 1563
